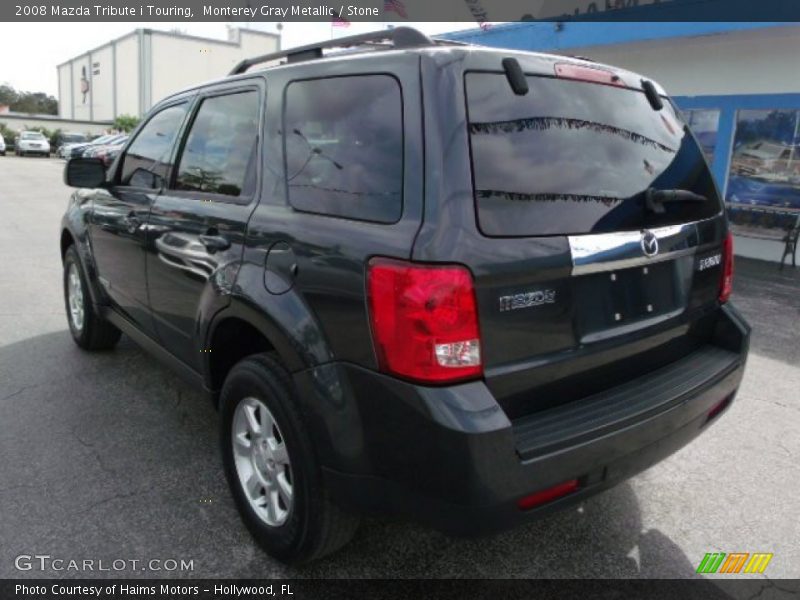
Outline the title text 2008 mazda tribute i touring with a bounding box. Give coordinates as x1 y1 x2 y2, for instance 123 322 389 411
59 28 749 563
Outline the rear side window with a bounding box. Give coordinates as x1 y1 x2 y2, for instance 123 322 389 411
465 73 722 237
120 103 187 188
284 75 403 223
174 91 259 199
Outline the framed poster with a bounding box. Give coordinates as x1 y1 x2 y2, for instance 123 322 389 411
727 109 800 237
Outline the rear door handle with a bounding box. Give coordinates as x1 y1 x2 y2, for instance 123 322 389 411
198 234 231 253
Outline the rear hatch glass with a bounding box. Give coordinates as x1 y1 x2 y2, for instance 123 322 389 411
465 72 722 237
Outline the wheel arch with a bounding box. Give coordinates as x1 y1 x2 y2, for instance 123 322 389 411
204 297 317 404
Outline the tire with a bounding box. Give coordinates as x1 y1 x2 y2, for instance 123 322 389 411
220 353 359 564
63 245 121 351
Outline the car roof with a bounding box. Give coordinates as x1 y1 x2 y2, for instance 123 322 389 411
156 28 667 106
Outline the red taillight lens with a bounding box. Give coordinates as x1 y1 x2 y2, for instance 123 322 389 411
517 479 580 511
367 258 482 384
719 232 734 303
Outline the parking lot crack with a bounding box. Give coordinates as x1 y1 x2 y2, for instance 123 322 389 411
0 386 34 402
78 486 156 516
745 577 799 600
71 426 116 476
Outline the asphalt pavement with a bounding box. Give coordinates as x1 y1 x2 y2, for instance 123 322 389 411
0 156 798 585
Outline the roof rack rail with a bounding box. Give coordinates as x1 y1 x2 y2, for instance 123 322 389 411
229 26 434 75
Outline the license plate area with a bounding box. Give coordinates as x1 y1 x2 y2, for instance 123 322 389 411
574 259 686 339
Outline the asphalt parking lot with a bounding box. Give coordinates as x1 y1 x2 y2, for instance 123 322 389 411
0 155 798 584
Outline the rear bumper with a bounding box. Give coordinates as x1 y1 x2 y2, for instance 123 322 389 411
293 304 750 536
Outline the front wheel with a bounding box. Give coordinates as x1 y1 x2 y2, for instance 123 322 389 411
220 354 359 564
63 246 121 350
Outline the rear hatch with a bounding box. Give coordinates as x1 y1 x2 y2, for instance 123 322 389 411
464 63 728 419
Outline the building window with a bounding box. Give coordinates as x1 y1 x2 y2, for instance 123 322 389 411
727 109 800 238
283 75 403 224
684 109 720 165
174 91 259 199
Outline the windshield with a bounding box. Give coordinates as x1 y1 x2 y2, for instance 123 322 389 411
63 134 87 143
465 72 722 237
21 132 46 140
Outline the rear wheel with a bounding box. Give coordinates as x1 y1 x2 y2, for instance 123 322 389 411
63 246 121 350
220 353 359 564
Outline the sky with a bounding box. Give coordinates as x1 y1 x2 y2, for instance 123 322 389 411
0 22 475 96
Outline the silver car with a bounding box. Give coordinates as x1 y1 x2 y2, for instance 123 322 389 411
16 131 51 157
0 133 6 156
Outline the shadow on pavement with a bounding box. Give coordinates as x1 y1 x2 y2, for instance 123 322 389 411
0 329 727 587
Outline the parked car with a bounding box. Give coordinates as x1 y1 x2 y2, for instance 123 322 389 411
0 133 5 156
16 130 50 157
99 138 128 167
66 134 124 159
83 136 128 166
56 133 89 158
60 28 750 564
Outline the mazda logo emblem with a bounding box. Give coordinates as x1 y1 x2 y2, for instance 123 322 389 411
641 230 659 257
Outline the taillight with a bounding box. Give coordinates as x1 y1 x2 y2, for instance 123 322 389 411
719 232 734 303
367 258 482 384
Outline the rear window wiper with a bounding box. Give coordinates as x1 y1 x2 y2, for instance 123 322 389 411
645 188 707 214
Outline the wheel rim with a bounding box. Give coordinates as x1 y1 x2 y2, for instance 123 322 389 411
232 397 293 527
67 263 85 331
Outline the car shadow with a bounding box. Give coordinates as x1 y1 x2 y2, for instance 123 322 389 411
0 330 729 590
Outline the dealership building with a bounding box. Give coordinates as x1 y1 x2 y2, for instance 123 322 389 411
446 22 800 263
56 27 279 122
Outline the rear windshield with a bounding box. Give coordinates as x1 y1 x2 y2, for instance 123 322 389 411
465 72 722 237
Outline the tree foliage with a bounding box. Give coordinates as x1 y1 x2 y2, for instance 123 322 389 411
0 83 58 115
113 114 141 133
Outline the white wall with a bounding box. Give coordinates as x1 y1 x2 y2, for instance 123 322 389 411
90 45 115 121
149 29 278 108
566 26 800 96
115 35 140 117
0 114 112 136
57 64 71 119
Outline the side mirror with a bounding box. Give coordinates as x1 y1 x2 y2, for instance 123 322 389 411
64 157 106 188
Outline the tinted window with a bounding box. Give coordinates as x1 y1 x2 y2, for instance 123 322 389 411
120 103 187 188
284 75 403 223
466 73 722 236
174 92 259 198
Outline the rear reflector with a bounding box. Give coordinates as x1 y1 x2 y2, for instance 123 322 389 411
719 232 734 303
706 393 733 424
554 62 625 86
367 258 482 384
517 479 580 511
